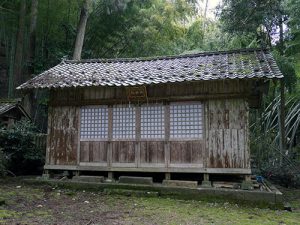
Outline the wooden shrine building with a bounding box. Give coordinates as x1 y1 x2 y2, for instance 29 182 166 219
17 48 283 180
0 99 31 128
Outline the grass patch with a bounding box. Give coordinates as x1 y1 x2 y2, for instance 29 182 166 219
0 209 19 220
0 178 299 225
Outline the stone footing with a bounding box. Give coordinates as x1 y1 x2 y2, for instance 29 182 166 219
241 181 254 190
163 180 198 188
201 181 212 188
118 176 153 185
41 173 50 180
72 176 104 183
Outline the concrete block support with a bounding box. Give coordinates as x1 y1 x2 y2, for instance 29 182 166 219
75 171 80 176
242 175 253 190
201 173 212 187
165 173 171 180
72 176 104 183
108 172 114 180
118 176 153 185
203 173 209 181
41 173 50 180
163 180 198 188
241 181 254 190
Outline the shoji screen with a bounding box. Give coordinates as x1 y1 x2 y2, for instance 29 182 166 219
141 104 165 139
170 103 202 139
113 105 136 139
80 106 108 139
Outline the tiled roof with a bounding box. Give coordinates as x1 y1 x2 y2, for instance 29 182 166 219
0 102 16 115
0 99 31 119
17 48 283 90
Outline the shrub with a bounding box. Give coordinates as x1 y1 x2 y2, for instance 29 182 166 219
0 119 45 175
0 148 6 176
259 156 300 188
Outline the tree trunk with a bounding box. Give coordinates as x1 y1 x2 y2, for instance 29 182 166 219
8 38 16 98
279 16 284 55
27 0 38 79
278 15 285 165
13 0 26 95
24 0 39 119
203 0 208 31
73 0 90 60
279 79 285 165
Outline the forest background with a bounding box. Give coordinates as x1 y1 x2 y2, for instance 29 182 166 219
0 0 299 185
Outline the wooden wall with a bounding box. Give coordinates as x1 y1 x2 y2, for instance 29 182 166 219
49 79 260 106
46 106 79 165
46 80 253 173
206 99 249 169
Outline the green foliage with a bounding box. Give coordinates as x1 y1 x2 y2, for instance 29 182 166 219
84 0 199 58
285 0 300 55
0 148 6 176
257 151 300 187
218 0 283 39
250 95 300 187
34 0 80 71
0 120 44 175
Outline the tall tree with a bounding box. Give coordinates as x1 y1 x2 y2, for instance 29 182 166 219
203 0 208 27
285 0 300 55
218 0 284 47
13 0 26 96
27 0 38 79
73 0 90 60
24 0 39 118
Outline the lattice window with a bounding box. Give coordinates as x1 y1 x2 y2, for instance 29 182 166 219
170 103 202 139
80 106 108 139
113 105 136 139
141 104 165 139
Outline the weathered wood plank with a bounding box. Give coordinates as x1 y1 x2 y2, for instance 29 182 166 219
44 164 251 174
231 129 239 168
48 106 79 165
140 141 165 164
207 99 249 169
112 141 135 163
223 129 231 168
170 141 204 165
50 80 258 107
47 96 250 172
80 141 89 162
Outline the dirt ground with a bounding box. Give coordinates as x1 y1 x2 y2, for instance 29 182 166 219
0 178 300 225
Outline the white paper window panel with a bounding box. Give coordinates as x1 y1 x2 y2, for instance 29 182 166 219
113 106 136 139
80 106 108 139
170 103 203 138
141 105 165 139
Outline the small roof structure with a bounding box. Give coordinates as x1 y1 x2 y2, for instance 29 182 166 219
17 48 283 90
0 99 31 120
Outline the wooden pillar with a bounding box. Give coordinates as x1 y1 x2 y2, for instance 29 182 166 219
203 173 209 181
75 171 80 176
42 169 50 180
201 173 211 187
164 104 170 168
135 106 141 167
108 107 113 167
244 175 251 182
108 172 114 180
242 175 253 190
165 172 171 180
